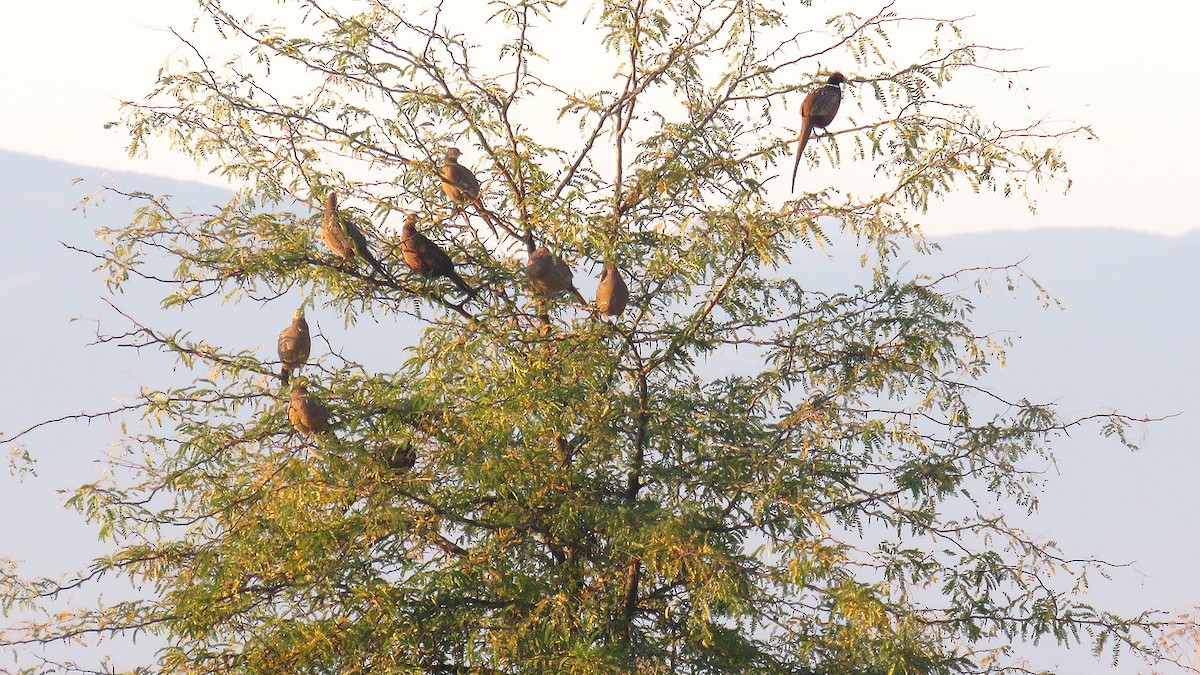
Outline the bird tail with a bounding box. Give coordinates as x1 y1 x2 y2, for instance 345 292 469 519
347 222 399 285
280 368 291 385
366 252 398 286
570 287 589 308
450 271 478 300
790 122 815 191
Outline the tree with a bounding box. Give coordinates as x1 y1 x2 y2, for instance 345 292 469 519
3 0 1195 672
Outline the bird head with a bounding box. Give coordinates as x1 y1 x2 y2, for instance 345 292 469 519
828 72 846 85
324 192 338 211
444 147 462 161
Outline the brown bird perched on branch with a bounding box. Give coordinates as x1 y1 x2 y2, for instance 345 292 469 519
595 263 629 317
277 308 310 384
791 72 845 190
320 192 393 281
288 380 330 436
440 147 481 206
526 247 587 305
400 213 477 299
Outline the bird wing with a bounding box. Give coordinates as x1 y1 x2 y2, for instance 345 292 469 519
421 235 456 272
807 86 842 127
451 165 480 196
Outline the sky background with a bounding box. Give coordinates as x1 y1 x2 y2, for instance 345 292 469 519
3 0 1199 235
2 1 1199 672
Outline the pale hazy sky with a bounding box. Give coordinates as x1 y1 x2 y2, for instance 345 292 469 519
2 1 1198 235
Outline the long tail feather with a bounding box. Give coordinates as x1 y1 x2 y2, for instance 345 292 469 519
791 121 814 191
449 270 478 299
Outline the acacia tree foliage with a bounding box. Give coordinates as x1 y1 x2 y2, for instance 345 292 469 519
3 0 1194 673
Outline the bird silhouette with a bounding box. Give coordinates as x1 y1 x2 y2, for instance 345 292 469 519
440 147 481 206
384 442 417 472
791 72 845 190
595 263 629 317
288 381 330 436
320 192 393 281
401 213 477 299
526 247 587 305
277 308 311 384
